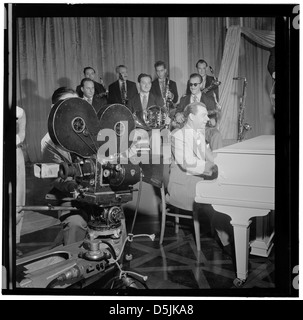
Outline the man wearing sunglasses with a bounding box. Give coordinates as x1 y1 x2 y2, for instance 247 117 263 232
185 59 219 100
174 73 223 151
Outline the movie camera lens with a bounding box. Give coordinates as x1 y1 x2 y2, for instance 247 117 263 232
59 160 95 179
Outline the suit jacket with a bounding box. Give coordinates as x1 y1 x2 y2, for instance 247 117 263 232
167 124 206 211
76 80 107 100
128 92 164 120
150 78 179 104
107 80 138 105
84 95 107 115
176 93 216 113
186 75 219 101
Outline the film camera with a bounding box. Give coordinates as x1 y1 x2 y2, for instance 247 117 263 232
17 98 158 289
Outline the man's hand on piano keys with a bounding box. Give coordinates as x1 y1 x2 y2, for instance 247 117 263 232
200 162 218 180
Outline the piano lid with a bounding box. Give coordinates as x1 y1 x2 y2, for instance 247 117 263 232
215 135 274 155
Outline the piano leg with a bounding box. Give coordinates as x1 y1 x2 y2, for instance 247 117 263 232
213 205 272 287
250 210 275 257
230 219 252 283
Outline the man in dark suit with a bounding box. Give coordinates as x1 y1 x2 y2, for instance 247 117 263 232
80 78 107 115
128 73 165 121
76 67 107 103
107 65 138 106
128 73 170 190
186 59 219 102
175 73 223 151
150 60 178 106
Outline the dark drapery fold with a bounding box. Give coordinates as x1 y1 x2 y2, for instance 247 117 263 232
238 27 275 139
188 17 275 141
218 23 275 139
17 17 169 163
188 17 226 79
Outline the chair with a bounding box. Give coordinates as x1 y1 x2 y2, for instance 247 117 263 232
159 183 201 251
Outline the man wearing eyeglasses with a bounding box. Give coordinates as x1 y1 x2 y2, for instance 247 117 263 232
174 73 223 151
186 59 219 100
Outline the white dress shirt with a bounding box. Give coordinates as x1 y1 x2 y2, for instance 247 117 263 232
140 92 149 111
83 96 93 104
190 91 202 103
172 123 206 175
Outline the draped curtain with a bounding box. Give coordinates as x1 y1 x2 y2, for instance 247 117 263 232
188 17 275 141
17 17 276 162
217 25 275 139
16 17 168 163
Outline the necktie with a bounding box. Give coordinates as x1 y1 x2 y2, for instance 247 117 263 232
142 94 148 111
88 97 93 104
193 94 198 102
121 81 126 104
202 76 206 89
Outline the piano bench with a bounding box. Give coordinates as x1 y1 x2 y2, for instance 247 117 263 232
159 184 201 252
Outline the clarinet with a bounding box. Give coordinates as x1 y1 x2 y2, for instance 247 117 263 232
163 76 173 129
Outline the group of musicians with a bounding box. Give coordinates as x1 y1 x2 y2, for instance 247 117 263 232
16 48 276 278
37 59 233 255
75 60 223 149
16 59 233 259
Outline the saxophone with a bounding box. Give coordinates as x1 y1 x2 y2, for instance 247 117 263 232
233 77 252 142
164 76 174 107
206 66 222 127
163 76 174 129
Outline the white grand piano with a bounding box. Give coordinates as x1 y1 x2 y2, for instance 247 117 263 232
195 135 275 286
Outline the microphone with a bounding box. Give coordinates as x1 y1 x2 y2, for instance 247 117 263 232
209 66 214 74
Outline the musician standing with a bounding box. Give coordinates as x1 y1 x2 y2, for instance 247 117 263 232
151 60 179 105
76 66 107 103
186 59 219 101
107 65 138 106
175 73 223 151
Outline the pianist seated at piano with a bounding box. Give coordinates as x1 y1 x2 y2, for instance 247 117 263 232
167 102 234 257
